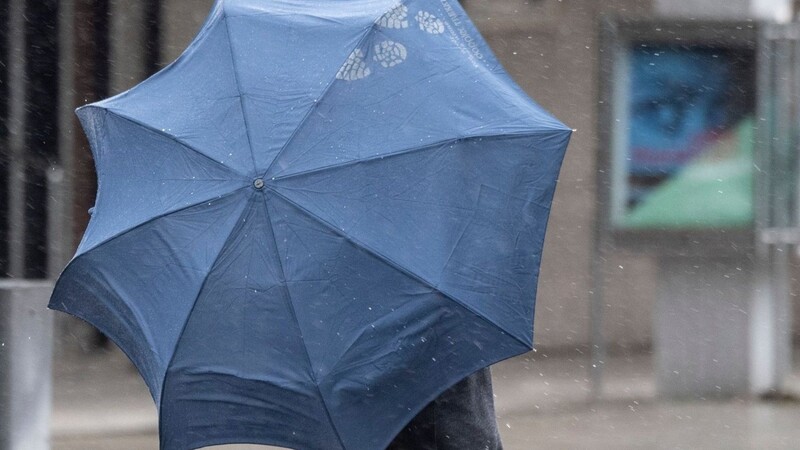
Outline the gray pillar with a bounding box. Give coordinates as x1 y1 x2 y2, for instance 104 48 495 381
654 257 753 397
47 168 69 279
109 0 148 94
7 0 27 278
750 240 794 394
56 0 76 272
0 281 54 450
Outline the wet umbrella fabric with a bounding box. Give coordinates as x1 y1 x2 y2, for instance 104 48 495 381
49 0 571 449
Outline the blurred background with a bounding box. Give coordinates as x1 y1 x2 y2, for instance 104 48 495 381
4 0 800 448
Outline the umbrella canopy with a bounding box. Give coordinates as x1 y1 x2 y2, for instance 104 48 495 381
50 0 571 449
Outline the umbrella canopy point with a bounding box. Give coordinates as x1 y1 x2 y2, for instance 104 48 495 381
49 269 164 403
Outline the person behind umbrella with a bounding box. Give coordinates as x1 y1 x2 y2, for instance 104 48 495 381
388 368 502 449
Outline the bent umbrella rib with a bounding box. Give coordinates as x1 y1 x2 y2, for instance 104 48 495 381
266 188 533 351
102 108 249 179
157 190 252 415
261 195 348 450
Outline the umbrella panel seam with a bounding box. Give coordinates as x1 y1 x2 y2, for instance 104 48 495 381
261 194 348 449
75 186 250 259
221 14 260 176
157 189 252 420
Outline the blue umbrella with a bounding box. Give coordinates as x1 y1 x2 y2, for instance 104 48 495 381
50 0 570 449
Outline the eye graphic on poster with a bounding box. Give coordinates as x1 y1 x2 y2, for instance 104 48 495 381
615 45 756 229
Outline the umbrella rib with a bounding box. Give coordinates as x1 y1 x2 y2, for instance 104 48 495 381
261 22 378 178
266 188 532 351
222 14 260 175
157 190 254 417
271 130 566 182
75 186 250 258
261 194 348 449
102 109 249 179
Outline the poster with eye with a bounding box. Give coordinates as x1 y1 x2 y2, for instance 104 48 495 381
614 45 756 229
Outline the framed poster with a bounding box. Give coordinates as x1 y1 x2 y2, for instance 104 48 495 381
605 22 757 231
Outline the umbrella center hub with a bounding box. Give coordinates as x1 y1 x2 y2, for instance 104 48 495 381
253 178 265 190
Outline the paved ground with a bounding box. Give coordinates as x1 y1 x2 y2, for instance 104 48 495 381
51 344 800 449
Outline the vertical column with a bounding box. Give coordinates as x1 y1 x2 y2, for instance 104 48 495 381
54 0 76 277
6 0 25 278
71 0 109 246
0 281 54 450
23 0 60 279
108 0 148 94
751 26 798 395
0 3 9 277
750 244 793 394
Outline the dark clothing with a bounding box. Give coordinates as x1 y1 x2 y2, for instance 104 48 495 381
386 368 503 450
